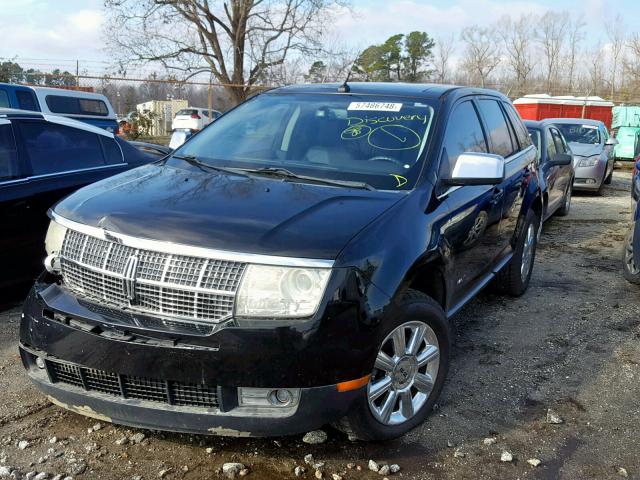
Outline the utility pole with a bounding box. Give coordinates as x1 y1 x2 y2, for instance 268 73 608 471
76 60 79 87
208 71 213 121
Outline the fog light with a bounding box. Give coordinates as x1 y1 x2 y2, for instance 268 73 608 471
238 387 300 407
270 389 293 406
35 357 46 369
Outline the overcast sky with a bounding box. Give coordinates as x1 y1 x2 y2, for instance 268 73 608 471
2 0 640 73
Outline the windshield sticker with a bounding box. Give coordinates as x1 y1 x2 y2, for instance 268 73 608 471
341 116 425 151
582 125 598 129
390 174 408 188
348 102 403 112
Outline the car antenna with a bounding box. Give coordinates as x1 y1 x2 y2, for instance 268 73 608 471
338 53 360 93
338 70 352 93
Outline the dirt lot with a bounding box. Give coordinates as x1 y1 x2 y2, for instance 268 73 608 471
1 169 639 480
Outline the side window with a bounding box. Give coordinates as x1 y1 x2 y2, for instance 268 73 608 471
503 102 532 148
0 90 10 108
546 129 557 161
550 128 566 154
19 121 106 175
100 136 124 165
477 99 517 158
439 100 488 177
16 90 38 111
0 123 20 181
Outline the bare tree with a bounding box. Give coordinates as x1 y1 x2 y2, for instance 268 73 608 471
498 14 535 94
565 15 586 92
605 13 626 101
460 26 501 88
536 10 569 94
625 33 640 86
586 43 605 96
104 0 345 104
433 34 455 83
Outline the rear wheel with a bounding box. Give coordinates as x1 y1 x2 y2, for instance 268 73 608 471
337 290 450 441
623 229 640 284
494 209 539 296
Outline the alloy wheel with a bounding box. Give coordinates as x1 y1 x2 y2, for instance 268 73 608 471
367 321 440 426
520 222 536 282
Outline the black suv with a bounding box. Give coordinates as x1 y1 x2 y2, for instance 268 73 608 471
0 108 155 288
20 83 541 441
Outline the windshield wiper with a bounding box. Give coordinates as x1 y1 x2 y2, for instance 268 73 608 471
240 167 375 191
171 154 248 177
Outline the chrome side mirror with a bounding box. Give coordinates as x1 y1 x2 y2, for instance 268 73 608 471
605 137 619 146
447 152 506 186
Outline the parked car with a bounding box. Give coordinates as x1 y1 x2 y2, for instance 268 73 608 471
128 140 172 158
622 154 640 283
172 107 221 131
551 118 617 194
168 128 195 149
20 83 542 441
0 83 118 133
525 120 574 221
0 108 156 288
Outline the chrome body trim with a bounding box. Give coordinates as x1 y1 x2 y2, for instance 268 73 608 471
50 211 335 268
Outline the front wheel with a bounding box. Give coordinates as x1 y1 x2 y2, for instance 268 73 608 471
622 229 640 284
337 290 450 441
493 209 539 296
556 183 572 217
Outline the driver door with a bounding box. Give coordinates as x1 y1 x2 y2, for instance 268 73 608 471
437 99 506 312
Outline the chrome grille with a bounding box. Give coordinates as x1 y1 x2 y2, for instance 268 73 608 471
60 229 246 324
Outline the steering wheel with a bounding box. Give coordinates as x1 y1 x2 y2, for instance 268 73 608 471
366 156 405 168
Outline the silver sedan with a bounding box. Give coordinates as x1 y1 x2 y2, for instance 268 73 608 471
551 118 618 194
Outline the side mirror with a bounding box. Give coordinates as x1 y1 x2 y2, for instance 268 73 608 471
447 152 505 186
549 153 572 166
606 137 619 146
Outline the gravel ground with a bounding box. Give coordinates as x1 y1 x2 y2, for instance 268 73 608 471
1 169 639 480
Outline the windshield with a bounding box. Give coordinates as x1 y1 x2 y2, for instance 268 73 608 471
171 93 436 190
555 123 601 145
527 127 541 161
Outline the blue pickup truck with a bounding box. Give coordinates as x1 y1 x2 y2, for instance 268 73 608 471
0 83 118 133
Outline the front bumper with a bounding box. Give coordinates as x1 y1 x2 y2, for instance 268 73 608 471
573 161 607 191
20 345 361 436
19 276 385 436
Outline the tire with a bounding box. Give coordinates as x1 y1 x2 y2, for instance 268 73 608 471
337 290 450 441
556 183 572 217
604 167 613 185
493 209 539 296
622 229 640 284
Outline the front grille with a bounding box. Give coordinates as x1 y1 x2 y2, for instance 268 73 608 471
48 359 219 409
59 229 246 325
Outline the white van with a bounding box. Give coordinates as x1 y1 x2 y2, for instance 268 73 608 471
30 87 118 133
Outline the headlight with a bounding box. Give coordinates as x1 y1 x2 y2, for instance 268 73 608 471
235 265 331 318
578 155 600 167
45 220 67 256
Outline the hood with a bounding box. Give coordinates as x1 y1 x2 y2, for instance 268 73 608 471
53 164 404 259
567 142 603 158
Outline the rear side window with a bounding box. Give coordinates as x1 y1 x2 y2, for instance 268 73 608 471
45 95 109 116
0 123 20 181
16 90 38 111
477 99 516 158
0 90 9 108
440 100 488 176
100 136 124 165
503 102 532 149
19 121 106 175
550 128 566 154
546 129 557 160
